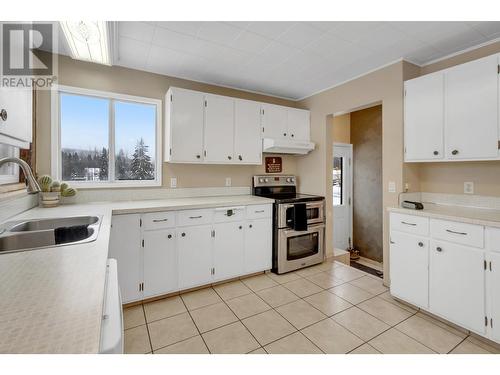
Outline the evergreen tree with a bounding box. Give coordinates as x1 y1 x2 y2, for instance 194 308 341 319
116 149 129 180
98 147 109 180
131 138 154 180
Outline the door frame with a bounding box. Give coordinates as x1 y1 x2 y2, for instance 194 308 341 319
332 142 353 249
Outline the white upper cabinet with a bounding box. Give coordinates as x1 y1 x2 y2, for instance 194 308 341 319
445 54 499 160
204 94 234 163
404 53 500 162
404 73 444 161
261 104 288 139
165 87 205 163
234 99 262 164
286 108 310 141
0 87 32 147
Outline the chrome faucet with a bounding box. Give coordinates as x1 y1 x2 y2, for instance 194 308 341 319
0 157 41 194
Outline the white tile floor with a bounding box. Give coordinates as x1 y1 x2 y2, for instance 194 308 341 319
123 260 500 354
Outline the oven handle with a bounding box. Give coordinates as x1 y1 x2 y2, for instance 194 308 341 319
282 223 325 236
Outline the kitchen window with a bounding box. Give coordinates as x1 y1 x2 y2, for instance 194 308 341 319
52 86 162 187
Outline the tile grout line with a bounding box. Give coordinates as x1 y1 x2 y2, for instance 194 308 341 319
446 335 469 354
142 304 154 354
178 291 212 354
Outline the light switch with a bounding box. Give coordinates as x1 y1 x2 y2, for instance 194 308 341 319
225 177 232 187
170 177 177 188
464 181 474 194
388 181 396 193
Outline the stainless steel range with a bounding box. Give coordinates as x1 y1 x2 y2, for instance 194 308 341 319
253 175 325 274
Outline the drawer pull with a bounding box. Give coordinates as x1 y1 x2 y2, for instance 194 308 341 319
152 218 169 222
401 221 417 226
189 216 202 219
436 247 443 252
181 232 186 237
418 242 424 247
254 210 265 213
167 234 172 239
445 229 467 236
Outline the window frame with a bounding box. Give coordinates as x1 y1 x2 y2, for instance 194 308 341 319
51 85 162 188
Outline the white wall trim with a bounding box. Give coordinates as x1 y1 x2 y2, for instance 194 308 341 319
50 84 163 189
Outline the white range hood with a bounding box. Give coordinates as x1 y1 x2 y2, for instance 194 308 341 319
262 138 315 155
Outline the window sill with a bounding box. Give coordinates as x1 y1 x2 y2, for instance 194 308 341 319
64 180 162 189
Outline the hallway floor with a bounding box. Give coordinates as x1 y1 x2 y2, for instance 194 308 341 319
123 260 500 354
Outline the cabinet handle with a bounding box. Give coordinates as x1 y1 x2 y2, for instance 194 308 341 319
451 149 459 155
196 154 201 159
283 133 287 136
167 234 172 239
181 232 186 237
0 109 7 121
291 134 294 138
446 229 467 236
418 242 424 247
433 150 439 156
255 210 265 213
228 155 232 160
436 246 443 252
401 221 417 226
189 216 202 219
239 225 242 230
249 224 253 228
238 155 243 161
153 218 169 222
390 240 395 244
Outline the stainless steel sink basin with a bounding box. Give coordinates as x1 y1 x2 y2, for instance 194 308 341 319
0 215 102 254
9 215 99 232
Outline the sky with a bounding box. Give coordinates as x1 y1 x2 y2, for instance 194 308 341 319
60 93 156 157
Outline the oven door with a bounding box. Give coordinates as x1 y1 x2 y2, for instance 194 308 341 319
277 223 325 274
279 201 324 229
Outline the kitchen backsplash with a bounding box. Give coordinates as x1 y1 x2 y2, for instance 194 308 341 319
0 193 38 223
399 192 500 210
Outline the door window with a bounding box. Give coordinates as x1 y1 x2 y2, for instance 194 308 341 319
333 156 343 206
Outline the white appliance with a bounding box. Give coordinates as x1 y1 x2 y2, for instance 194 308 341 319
99 259 124 354
262 138 315 155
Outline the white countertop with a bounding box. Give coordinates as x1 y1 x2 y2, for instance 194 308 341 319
0 195 273 353
387 203 500 228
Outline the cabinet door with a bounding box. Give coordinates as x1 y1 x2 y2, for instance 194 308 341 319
445 55 498 160
204 94 234 163
213 222 244 281
429 240 485 334
286 108 310 141
244 218 272 274
143 229 177 298
0 87 32 144
262 104 287 139
108 214 143 303
168 88 205 162
488 252 500 342
389 231 429 308
234 99 262 164
404 73 444 161
177 225 213 290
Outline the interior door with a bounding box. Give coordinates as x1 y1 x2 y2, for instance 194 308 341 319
143 229 177 298
234 99 262 164
445 54 499 160
389 232 429 308
204 94 234 163
332 144 352 250
429 240 486 334
286 108 310 141
108 214 143 303
244 218 272 273
169 88 205 162
404 73 444 161
177 225 213 289
213 222 244 281
262 104 287 139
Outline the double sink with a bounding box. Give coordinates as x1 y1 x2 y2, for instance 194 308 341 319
0 215 102 254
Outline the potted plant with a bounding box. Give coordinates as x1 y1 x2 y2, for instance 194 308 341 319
38 175 77 207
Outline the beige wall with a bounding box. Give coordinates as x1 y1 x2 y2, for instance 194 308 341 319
332 113 351 143
36 53 298 189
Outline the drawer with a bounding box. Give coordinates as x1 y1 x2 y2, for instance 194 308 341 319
485 227 500 252
142 211 176 230
177 208 214 227
390 213 429 236
430 219 484 248
214 206 246 223
246 204 272 220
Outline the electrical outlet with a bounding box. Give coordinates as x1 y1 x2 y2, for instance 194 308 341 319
170 177 177 188
225 177 232 187
388 181 396 193
464 181 474 194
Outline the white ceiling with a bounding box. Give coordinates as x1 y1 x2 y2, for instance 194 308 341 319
60 21 500 100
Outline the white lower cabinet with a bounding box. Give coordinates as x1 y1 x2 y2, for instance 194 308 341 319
429 240 485 334
143 229 177 298
108 214 143 304
389 232 429 308
487 252 500 342
109 204 272 304
177 225 214 290
244 218 272 274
